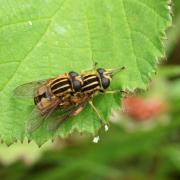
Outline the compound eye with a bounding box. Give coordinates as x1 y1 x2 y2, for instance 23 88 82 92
69 71 79 77
97 68 105 75
101 77 110 89
73 80 82 92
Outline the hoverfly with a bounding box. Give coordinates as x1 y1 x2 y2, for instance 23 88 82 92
57 66 126 129
47 65 125 130
14 65 125 133
14 71 83 133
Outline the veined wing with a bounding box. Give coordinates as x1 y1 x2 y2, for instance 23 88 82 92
26 98 60 133
48 102 88 131
14 79 47 98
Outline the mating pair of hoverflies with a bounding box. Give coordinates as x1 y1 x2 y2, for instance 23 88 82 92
14 63 125 134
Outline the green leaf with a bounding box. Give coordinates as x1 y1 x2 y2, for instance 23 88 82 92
0 0 171 145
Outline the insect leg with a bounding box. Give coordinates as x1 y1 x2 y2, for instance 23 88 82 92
89 101 107 125
81 62 98 74
72 106 84 116
93 62 98 70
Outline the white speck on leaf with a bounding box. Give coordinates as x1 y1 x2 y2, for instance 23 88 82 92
93 136 100 143
54 24 66 35
28 21 32 26
105 125 109 131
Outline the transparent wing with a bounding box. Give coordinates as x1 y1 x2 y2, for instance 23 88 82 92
47 105 79 131
13 79 47 97
26 99 60 133
48 102 88 131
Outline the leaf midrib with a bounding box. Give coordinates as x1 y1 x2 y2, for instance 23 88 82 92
0 0 66 93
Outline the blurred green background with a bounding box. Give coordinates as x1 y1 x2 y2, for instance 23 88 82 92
0 1 180 180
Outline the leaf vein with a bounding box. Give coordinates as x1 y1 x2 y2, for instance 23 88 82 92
85 14 94 64
137 0 168 21
121 0 143 81
132 29 160 53
0 0 67 93
0 17 51 30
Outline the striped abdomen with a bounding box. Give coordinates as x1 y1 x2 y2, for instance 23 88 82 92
49 76 71 97
81 73 101 93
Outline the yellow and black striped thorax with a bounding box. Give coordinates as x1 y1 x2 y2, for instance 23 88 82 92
81 73 100 93
49 72 83 97
81 68 112 93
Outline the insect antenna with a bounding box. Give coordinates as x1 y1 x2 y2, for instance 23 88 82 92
108 66 125 76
